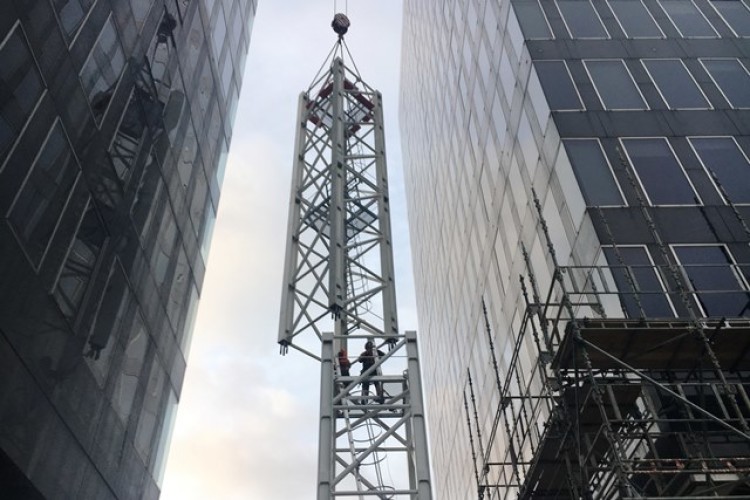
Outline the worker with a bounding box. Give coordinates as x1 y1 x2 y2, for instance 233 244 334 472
337 348 351 377
355 341 385 404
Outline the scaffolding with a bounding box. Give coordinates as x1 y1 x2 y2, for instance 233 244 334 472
466 183 750 498
278 26 431 499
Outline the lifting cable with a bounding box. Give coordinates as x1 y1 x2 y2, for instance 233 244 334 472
334 0 348 15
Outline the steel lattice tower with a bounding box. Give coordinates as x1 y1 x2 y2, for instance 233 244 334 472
278 22 432 500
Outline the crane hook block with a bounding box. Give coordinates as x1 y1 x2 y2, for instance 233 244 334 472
332 13 350 36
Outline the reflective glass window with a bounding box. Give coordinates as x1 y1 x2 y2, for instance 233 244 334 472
109 91 146 185
709 0 750 36
9 121 79 266
112 301 148 423
535 60 583 110
557 0 609 38
135 355 167 463
189 170 209 238
659 0 718 37
673 245 750 317
151 207 178 289
53 200 106 319
166 246 190 330
701 58 750 108
608 0 664 38
622 138 698 205
200 203 216 260
130 151 164 240
603 246 675 317
210 3 227 63
177 122 198 189
642 59 709 109
689 137 750 204
130 0 155 30
153 389 178 485
52 0 96 41
514 0 553 39
563 139 624 206
585 60 647 110
80 16 125 121
195 55 213 120
219 49 233 99
86 261 130 386
0 25 44 160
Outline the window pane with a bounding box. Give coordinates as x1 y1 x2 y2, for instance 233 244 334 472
609 0 663 38
53 200 106 319
674 246 750 317
702 59 750 108
514 0 553 39
557 0 609 38
9 121 79 265
623 138 697 205
52 0 96 41
603 247 674 318
643 59 709 109
659 0 718 36
80 16 125 120
563 139 623 205
585 60 646 109
690 137 750 204
0 26 44 159
535 61 582 110
710 0 750 36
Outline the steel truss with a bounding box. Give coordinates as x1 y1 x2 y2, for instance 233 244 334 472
278 40 431 499
466 188 750 499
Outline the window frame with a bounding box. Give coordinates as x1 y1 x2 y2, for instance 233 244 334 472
688 135 750 206
641 58 712 110
620 136 703 206
563 138 626 206
601 244 678 318
606 0 666 39
708 0 750 37
671 243 750 317
6 118 81 270
699 57 750 109
658 0 720 38
555 0 611 39
583 59 649 110
534 59 585 111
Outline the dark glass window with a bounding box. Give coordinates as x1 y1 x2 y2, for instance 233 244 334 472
622 138 698 205
557 0 609 38
86 261 129 386
585 60 647 110
689 137 750 204
608 0 663 38
659 0 718 37
130 0 155 30
112 308 148 423
80 16 125 121
9 121 79 266
642 59 709 109
131 151 164 240
564 139 624 206
177 122 198 189
53 200 106 319
702 59 750 108
109 91 146 185
673 245 750 317
52 0 96 41
514 0 553 39
135 355 167 463
151 207 178 290
603 246 675 318
0 25 44 161
710 0 750 36
535 60 583 110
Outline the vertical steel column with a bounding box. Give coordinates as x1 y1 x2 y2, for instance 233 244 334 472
318 332 335 500
328 59 347 321
406 330 432 500
374 91 399 339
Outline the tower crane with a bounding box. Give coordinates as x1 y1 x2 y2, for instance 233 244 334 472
277 14 433 500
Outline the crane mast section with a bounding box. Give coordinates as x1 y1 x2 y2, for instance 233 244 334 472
278 58 398 353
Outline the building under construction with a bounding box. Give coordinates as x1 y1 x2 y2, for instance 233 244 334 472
400 0 750 498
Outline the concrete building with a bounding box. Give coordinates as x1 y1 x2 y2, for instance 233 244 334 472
0 0 255 497
400 0 750 498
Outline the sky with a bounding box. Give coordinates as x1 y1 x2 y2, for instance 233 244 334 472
160 2 414 498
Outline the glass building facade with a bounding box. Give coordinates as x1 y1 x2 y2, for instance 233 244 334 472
401 0 750 498
0 0 255 498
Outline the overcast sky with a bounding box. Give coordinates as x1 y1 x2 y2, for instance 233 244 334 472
160 2 413 498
